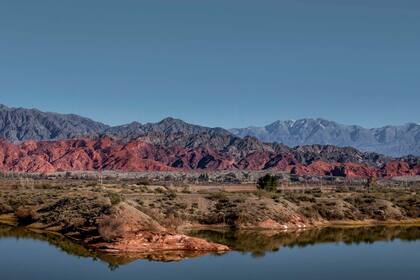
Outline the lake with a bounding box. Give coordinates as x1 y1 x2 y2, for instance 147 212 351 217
1 225 419 280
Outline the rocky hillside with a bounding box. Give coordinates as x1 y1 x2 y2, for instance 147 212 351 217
0 136 418 178
0 104 109 141
230 119 420 157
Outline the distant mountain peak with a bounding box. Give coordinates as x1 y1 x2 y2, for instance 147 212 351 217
122 121 143 127
158 116 182 124
231 118 420 156
155 117 194 130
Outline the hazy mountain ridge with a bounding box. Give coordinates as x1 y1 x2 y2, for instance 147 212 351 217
230 119 420 156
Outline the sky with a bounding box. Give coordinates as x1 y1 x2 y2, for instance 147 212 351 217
0 0 419 128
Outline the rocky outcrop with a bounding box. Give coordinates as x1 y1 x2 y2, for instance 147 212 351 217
93 203 229 254
94 231 230 254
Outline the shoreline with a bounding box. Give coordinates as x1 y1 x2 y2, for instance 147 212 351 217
1 177 419 256
178 219 420 236
2 216 420 254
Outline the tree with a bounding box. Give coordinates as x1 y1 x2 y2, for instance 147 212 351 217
366 176 377 188
257 174 279 192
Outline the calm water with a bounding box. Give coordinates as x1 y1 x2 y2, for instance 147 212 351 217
0 225 420 280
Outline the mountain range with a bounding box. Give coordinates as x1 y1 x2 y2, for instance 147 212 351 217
0 104 419 177
230 119 420 157
1 104 418 157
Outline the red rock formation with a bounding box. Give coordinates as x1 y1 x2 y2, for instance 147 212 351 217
381 161 419 177
0 137 418 178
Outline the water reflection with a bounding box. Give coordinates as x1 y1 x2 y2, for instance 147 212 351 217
0 224 224 267
1 223 419 266
188 225 420 257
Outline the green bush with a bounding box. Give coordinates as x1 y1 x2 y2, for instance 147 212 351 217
257 174 278 192
107 192 123 205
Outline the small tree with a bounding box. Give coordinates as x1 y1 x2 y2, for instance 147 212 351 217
366 176 377 189
257 174 279 192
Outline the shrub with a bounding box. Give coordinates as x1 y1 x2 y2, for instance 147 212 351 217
207 192 228 201
181 186 191 194
366 176 377 188
166 190 177 200
107 192 123 205
137 178 150 186
15 207 35 224
257 174 278 192
155 187 165 193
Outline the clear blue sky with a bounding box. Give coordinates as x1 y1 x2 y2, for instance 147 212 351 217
0 0 419 128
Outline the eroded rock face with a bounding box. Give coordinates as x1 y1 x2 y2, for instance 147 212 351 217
0 137 418 178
